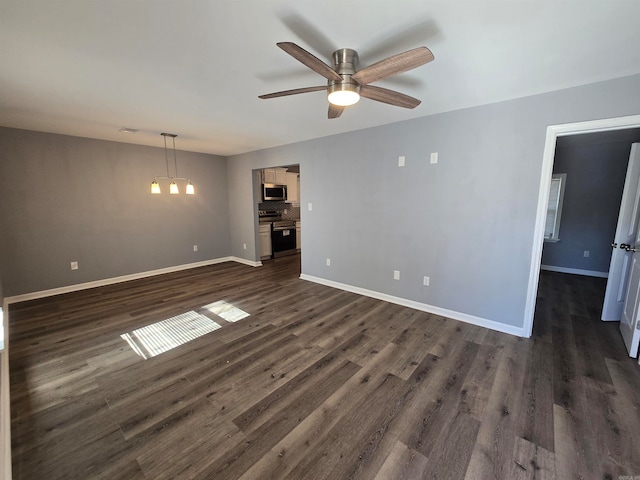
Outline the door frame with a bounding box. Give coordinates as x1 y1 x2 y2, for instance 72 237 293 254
523 114 640 338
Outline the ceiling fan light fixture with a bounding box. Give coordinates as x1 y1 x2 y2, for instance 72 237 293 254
328 83 360 107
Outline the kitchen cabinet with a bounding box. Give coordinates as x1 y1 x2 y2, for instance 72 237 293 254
263 168 287 185
296 221 301 250
259 224 272 259
285 172 299 205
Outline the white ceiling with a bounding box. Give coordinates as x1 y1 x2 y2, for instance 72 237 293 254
1 0 639 156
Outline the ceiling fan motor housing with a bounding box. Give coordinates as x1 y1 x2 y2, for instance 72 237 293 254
332 48 359 75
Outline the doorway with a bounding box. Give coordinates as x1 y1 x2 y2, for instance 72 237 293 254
524 115 640 338
254 164 302 268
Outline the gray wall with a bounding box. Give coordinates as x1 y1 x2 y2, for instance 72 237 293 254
0 127 230 298
542 139 634 273
227 74 640 330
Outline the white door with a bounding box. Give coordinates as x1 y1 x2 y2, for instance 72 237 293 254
620 246 640 357
602 144 640 321
620 145 640 356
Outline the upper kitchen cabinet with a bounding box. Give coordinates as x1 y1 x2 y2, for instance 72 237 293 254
285 172 299 205
263 168 287 185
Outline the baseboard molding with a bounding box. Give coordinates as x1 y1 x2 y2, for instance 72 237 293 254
540 265 609 278
4 256 261 305
229 256 263 267
299 274 525 337
0 298 11 479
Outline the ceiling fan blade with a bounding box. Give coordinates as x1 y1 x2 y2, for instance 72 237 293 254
277 42 342 82
328 104 345 119
360 85 421 109
259 85 326 99
352 47 434 86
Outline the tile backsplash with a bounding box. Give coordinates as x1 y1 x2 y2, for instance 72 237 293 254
259 202 300 220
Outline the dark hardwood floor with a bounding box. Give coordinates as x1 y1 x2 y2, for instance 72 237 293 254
8 256 640 479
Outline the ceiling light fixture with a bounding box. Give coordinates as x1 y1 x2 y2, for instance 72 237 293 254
151 133 195 195
327 81 360 107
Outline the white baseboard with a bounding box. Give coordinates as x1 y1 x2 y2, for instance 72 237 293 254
0 299 10 479
4 256 261 305
540 265 609 278
299 274 525 337
229 256 262 267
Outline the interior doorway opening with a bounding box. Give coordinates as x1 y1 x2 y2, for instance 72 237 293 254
525 115 640 339
254 164 302 269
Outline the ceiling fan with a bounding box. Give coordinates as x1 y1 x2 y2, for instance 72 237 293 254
259 42 434 119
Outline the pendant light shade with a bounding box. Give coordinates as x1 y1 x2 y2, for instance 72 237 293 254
150 133 196 196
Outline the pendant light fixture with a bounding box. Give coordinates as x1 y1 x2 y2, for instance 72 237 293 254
150 133 195 195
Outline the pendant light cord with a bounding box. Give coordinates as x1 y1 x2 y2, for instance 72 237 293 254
164 134 170 178
172 136 178 178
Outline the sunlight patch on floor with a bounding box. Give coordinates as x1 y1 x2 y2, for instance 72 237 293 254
203 300 250 322
121 311 221 359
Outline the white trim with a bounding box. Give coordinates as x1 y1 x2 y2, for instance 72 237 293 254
229 256 262 267
545 173 567 241
525 114 640 338
0 297 11 480
4 256 262 305
540 265 609 278
300 274 525 337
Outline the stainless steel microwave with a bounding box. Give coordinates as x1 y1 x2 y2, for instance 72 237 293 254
263 183 287 201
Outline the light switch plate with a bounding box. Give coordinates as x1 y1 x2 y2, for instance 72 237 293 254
398 156 405 167
430 152 438 164
394 270 400 280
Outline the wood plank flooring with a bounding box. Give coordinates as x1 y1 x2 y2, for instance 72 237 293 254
8 256 640 479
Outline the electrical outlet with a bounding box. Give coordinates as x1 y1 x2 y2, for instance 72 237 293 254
70 261 78 270
430 152 438 164
326 258 331 266
423 276 430 286
583 250 589 257
284 209 288 215
193 245 198 252
398 155 405 167
394 270 400 280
